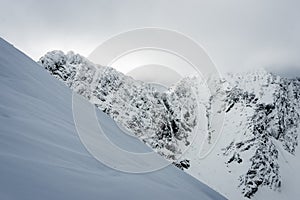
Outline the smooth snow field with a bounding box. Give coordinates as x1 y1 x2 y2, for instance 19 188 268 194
0 38 226 200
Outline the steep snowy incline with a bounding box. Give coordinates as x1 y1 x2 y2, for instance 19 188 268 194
0 38 226 200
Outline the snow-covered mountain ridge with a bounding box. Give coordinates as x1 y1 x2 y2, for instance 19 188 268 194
39 50 300 199
39 50 200 163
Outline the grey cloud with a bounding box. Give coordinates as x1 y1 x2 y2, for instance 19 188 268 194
0 0 299 76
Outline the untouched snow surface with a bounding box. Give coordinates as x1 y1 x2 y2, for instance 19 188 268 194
0 38 226 200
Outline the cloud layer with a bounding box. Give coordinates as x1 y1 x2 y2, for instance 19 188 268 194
0 0 299 76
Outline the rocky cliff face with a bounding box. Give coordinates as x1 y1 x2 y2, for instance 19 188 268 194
39 51 300 199
221 70 300 198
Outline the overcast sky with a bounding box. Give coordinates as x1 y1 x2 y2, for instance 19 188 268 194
0 0 299 75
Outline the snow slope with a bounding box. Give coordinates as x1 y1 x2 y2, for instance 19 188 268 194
0 38 226 200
